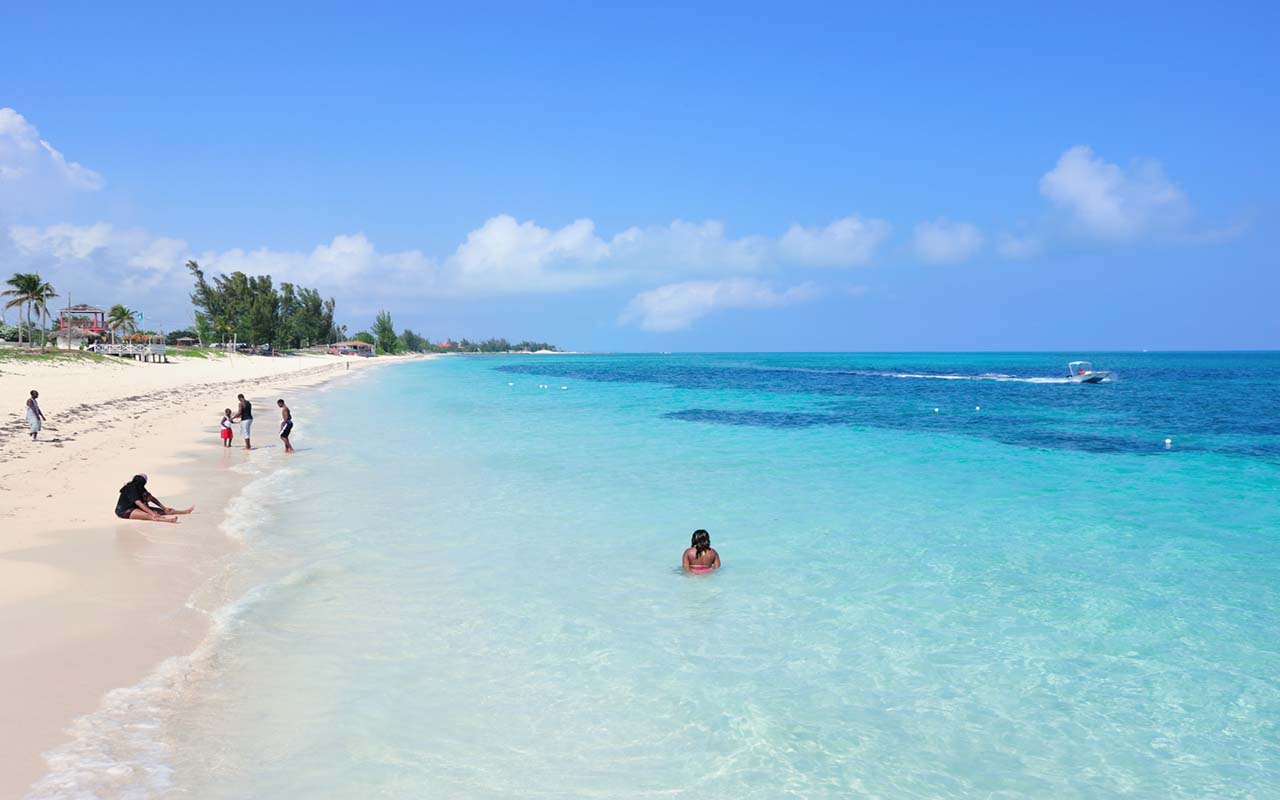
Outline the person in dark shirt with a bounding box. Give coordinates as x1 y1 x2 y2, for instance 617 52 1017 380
114 474 194 523
232 393 254 450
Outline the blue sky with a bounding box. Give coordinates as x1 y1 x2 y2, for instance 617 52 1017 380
2 2 1276 349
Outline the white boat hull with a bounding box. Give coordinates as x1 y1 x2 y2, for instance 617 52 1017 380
1071 371 1109 383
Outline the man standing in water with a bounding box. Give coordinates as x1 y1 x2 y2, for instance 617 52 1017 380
278 398 295 453
232 393 253 450
25 389 45 441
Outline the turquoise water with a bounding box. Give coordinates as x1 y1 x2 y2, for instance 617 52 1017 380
32 353 1280 798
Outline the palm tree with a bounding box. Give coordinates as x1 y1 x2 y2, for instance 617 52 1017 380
2 273 43 349
107 303 138 344
33 281 59 352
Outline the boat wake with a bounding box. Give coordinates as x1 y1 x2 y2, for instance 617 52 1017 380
737 365 1083 384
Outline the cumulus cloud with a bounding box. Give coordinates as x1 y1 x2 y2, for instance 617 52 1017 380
995 234 1043 260
911 218 984 263
0 108 104 212
11 222 192 281
619 278 821 332
1039 145 1190 241
199 233 435 290
9 224 436 297
778 215 891 267
442 213 889 293
446 215 608 292
610 219 771 273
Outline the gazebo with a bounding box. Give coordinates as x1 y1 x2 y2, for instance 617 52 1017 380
55 303 108 348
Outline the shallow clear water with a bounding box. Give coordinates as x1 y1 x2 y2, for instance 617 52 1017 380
31 353 1280 798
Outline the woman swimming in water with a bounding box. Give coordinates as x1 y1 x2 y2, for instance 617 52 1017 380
682 529 720 572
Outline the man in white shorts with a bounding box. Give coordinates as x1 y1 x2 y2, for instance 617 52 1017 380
232 393 254 450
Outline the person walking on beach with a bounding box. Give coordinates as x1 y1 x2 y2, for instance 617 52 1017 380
114 474 194 523
232 393 253 450
25 389 45 441
682 529 721 572
277 398 295 453
220 407 235 448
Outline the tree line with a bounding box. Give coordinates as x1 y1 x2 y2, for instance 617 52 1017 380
187 260 341 348
353 309 557 355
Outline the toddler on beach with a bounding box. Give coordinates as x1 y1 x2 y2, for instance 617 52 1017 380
220 408 235 447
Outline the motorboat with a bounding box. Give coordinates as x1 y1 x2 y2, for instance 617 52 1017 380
1067 360 1109 383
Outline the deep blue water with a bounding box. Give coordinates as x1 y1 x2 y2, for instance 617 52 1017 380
498 352 1280 457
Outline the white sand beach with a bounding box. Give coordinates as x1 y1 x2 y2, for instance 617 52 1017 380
0 350 427 796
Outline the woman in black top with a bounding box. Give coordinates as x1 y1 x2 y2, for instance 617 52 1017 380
114 474 194 523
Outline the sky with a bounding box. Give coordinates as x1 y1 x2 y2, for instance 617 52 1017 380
1 1 1277 350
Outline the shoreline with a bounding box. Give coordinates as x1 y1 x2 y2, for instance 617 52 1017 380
0 352 427 797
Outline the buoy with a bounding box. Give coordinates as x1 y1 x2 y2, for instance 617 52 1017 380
561 386 568 390
933 407 939 413
507 382 514 386
975 406 981 411
1165 438 1172 448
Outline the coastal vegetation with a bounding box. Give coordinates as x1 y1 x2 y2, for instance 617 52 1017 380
3 272 58 350
106 304 139 343
187 260 341 348
3 267 558 357
360 309 558 354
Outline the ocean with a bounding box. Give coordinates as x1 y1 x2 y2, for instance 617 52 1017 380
30 353 1280 798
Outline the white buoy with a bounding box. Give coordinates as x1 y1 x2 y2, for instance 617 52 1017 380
1165 438 1173 448
933 407 939 413
507 382 514 386
975 406 981 411
561 386 568 390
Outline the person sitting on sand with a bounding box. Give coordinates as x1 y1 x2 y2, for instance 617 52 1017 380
25 389 45 441
220 408 235 448
682 529 720 572
114 474 194 524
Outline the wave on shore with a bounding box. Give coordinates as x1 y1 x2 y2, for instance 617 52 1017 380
25 463 294 799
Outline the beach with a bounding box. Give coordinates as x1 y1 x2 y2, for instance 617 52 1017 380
0 350 424 797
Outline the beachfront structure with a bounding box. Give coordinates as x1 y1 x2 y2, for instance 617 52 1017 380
54 303 109 348
328 340 375 356
95 334 168 363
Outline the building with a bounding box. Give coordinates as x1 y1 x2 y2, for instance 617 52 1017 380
327 340 375 356
54 303 109 348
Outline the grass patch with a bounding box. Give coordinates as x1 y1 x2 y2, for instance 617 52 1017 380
0 348 113 363
169 347 227 360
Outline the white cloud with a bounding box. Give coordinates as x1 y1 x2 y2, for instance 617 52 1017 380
0 108 104 211
442 213 890 293
446 215 609 292
619 278 821 332
11 222 116 259
200 233 435 290
911 218 984 263
610 219 771 273
1039 145 1189 241
995 234 1043 260
778 215 891 267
